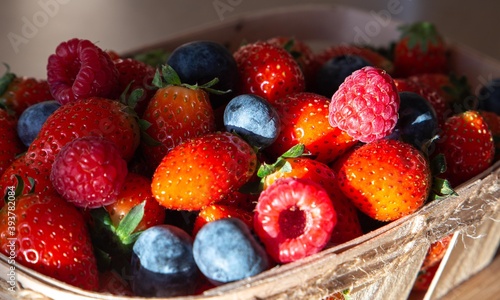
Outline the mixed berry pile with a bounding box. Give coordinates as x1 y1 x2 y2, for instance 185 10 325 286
0 21 498 297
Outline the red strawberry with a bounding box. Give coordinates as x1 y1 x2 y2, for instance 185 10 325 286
259 151 363 246
0 109 24 177
336 139 432 222
233 41 305 104
412 261 440 292
0 192 99 291
47 38 119 105
329 66 400 143
421 234 453 271
141 65 217 170
394 78 449 125
192 204 254 236
266 92 358 164
218 190 258 212
313 44 394 74
393 22 449 77
151 131 257 211
434 110 495 187
254 177 336 263
105 172 166 232
26 97 140 167
114 58 156 116
50 136 129 208
0 67 53 117
479 110 500 161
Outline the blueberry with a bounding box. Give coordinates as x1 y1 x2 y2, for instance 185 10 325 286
477 78 500 114
388 92 439 150
193 218 269 285
17 100 60 147
223 94 280 148
315 55 371 98
167 40 238 107
130 225 199 297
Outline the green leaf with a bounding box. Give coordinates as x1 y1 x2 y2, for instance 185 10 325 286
430 153 447 175
342 288 352 300
257 162 276 178
278 161 292 174
152 68 164 89
281 144 305 158
0 64 16 96
431 177 458 200
133 49 169 67
115 201 146 245
162 65 182 86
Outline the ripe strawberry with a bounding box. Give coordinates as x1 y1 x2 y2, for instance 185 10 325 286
0 154 54 208
479 110 500 161
114 58 156 116
412 261 440 292
393 22 449 77
0 108 24 177
421 234 453 271
0 192 99 291
26 97 140 168
434 110 495 187
152 131 257 211
233 41 305 104
218 190 259 212
141 65 217 170
50 136 129 208
259 149 363 246
266 92 358 164
105 172 166 232
254 177 336 263
0 67 53 117
329 66 400 143
266 36 316 88
47 38 119 105
394 78 449 125
192 204 254 236
313 44 394 75
336 139 432 222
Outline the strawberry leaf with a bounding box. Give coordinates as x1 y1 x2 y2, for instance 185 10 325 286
133 49 169 68
0 64 15 96
281 144 306 158
115 201 145 245
431 177 457 200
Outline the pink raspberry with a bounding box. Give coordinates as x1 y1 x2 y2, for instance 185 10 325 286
328 66 400 143
47 38 119 105
50 136 128 208
253 177 336 263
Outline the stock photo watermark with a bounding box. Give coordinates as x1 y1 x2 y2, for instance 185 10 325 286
213 0 243 21
5 186 17 293
7 0 72 54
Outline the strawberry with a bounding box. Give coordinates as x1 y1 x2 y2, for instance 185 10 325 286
26 97 140 168
192 204 254 236
218 190 259 212
336 139 432 222
0 192 99 291
259 146 363 246
313 44 394 75
141 65 217 170
151 131 257 211
329 66 400 143
393 78 449 125
479 110 500 161
412 261 440 292
0 67 53 117
105 172 166 233
114 58 156 117
421 234 453 271
233 41 305 104
254 177 336 263
0 108 24 177
393 22 449 77
266 92 358 164
434 110 495 187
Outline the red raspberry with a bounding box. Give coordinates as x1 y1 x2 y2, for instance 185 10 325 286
50 136 128 208
253 177 336 263
47 38 119 105
328 66 399 143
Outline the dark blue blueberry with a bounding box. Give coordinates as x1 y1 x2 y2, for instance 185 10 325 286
477 78 500 114
193 218 269 285
17 100 60 147
314 55 371 98
223 94 280 148
388 92 439 150
130 225 199 297
167 40 238 108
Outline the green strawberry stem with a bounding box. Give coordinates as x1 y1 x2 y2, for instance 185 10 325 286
132 49 170 68
398 21 441 53
0 64 16 96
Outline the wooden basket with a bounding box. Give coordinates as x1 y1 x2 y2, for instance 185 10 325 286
1 4 500 300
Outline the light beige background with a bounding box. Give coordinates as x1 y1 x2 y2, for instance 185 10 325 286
0 0 499 78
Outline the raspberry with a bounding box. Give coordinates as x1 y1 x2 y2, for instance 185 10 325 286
47 38 119 105
50 136 128 208
328 66 399 143
253 178 336 263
